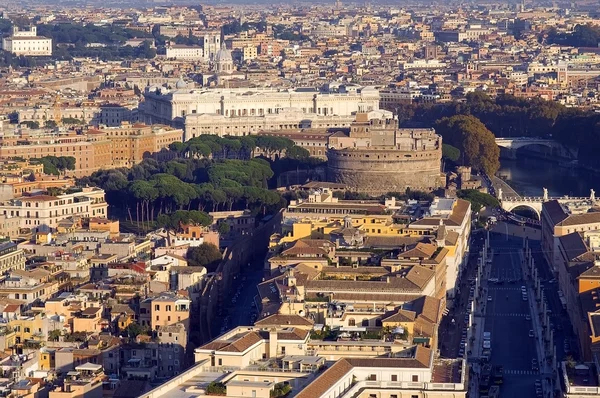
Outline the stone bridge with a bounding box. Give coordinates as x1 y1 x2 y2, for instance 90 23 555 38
495 138 577 160
498 187 597 219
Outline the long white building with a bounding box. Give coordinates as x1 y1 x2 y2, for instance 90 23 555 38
141 85 381 129
184 108 370 140
2 26 52 57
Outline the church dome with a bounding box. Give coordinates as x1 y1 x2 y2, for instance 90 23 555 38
175 78 187 89
215 47 233 63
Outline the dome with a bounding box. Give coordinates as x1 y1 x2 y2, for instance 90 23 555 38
215 47 233 63
175 78 187 89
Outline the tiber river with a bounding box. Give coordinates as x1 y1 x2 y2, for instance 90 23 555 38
497 157 600 198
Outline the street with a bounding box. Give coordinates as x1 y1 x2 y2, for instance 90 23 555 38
486 234 540 398
214 262 263 336
529 240 580 363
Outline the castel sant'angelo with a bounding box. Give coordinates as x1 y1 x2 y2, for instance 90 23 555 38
327 112 444 195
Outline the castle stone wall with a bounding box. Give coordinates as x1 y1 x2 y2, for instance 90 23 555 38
327 147 442 194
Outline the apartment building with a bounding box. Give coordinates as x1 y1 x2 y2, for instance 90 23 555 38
0 269 60 305
0 187 108 230
0 242 25 273
278 193 471 303
139 292 191 331
541 199 600 274
48 363 105 398
144 326 465 398
0 124 183 177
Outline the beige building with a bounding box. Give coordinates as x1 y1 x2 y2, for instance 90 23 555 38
0 242 25 274
0 214 20 239
0 187 108 230
140 292 191 331
184 108 361 140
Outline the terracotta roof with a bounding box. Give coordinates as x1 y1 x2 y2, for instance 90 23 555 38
197 341 230 351
276 328 310 341
254 314 314 327
382 308 416 323
306 276 422 293
219 332 263 353
414 345 433 367
558 212 600 227
579 266 600 280
405 265 435 290
364 235 421 248
401 243 437 259
445 231 459 246
414 317 435 337
282 240 330 257
412 295 441 324
295 359 354 398
542 200 568 225
558 233 589 262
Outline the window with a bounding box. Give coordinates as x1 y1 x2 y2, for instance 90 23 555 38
218 359 222 366
155 304 160 311
412 375 419 382
368 374 376 381
391 375 398 382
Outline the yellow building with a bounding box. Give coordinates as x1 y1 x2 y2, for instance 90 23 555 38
9 313 46 345
40 348 56 370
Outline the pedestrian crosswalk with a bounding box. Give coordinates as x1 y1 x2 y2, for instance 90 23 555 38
503 369 540 375
487 286 522 291
485 313 530 318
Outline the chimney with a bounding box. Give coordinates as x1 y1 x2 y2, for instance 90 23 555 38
269 328 278 358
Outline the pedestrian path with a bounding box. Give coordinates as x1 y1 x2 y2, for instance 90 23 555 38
484 312 530 318
504 369 539 375
487 286 522 291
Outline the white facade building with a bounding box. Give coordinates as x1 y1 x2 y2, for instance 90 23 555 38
141 86 381 128
166 45 204 60
184 108 363 139
2 26 52 56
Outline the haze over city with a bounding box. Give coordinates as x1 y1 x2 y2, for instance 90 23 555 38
0 1 600 398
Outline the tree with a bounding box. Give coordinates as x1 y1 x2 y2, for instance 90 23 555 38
217 221 231 236
436 115 500 175
186 243 222 271
457 189 499 213
442 144 460 162
48 329 62 342
286 145 310 161
206 382 226 395
126 323 148 339
271 383 291 397
22 121 39 129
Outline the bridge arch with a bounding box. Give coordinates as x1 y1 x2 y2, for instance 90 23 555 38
504 203 541 220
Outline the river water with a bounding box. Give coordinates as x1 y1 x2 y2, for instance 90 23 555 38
497 158 600 198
